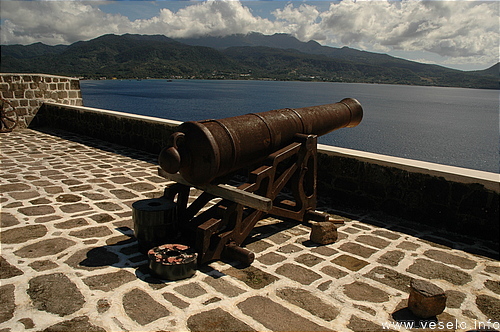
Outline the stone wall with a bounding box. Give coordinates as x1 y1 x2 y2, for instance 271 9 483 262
0 74 82 129
34 102 181 154
317 146 499 242
31 102 499 243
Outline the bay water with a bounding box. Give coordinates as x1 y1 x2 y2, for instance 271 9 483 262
80 79 499 173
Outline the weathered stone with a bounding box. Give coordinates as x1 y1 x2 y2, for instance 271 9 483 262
224 266 278 289
173 283 207 298
1 224 47 244
125 182 156 192
18 318 35 329
65 247 119 270
365 266 412 293
89 213 114 223
110 189 137 199
95 202 122 211
55 194 81 203
484 265 500 275
238 296 329 331
372 229 400 240
331 254 369 271
27 273 85 316
406 258 472 285
62 179 83 186
347 315 382 331
0 284 15 323
14 238 76 258
317 280 332 291
81 192 108 200
18 205 55 216
267 232 291 244
9 191 39 200
122 288 170 325
343 281 390 303
0 212 19 227
0 183 31 192
276 263 322 285
311 246 338 257
42 316 105 332
55 218 89 229
310 221 338 245
354 304 377 316
187 308 255 332
109 176 134 184
320 265 349 279
257 252 287 265
356 234 390 249
295 253 324 267
339 242 377 258
423 249 476 269
106 234 134 246
162 292 189 309
203 297 221 305
59 203 92 213
28 260 58 272
29 197 52 205
69 226 113 238
484 280 500 295
244 239 273 253
0 256 23 279
82 270 136 291
277 287 339 321
408 279 447 318
445 290 466 309
96 299 110 313
277 243 302 253
377 250 405 266
203 276 245 297
476 294 500 321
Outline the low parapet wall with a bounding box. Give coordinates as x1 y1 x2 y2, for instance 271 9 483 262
0 73 83 129
31 102 499 243
317 146 499 242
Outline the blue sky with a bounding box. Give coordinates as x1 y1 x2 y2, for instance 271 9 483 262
1 1 498 71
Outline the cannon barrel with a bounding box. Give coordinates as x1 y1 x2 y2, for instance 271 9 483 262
159 98 363 185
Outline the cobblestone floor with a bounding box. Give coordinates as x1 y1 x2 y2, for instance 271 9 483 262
1 128 499 332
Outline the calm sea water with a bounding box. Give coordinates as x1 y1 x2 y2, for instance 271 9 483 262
80 80 499 173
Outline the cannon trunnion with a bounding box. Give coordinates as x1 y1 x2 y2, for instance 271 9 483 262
155 98 363 268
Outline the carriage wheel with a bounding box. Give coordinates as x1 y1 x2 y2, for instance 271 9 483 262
0 98 18 133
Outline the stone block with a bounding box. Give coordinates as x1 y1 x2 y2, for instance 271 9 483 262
310 221 338 245
1 91 14 98
408 279 447 318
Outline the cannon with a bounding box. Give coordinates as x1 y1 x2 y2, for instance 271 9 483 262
159 98 362 185
152 98 363 270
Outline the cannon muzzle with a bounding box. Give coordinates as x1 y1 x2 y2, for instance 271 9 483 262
159 98 362 185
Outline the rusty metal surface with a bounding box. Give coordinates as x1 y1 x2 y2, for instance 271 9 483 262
159 98 363 185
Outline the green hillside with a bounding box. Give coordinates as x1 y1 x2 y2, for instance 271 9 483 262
1 33 498 89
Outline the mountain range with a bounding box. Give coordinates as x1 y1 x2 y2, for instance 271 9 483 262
1 33 498 89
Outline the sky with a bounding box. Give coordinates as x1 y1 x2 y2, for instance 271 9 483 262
0 0 498 71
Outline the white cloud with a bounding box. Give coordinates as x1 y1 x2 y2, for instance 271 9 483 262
314 1 499 64
132 1 277 38
1 0 498 69
0 1 131 45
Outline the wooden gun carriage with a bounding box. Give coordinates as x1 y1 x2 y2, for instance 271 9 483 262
153 98 363 267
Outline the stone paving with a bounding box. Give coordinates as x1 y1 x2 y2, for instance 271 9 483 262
1 128 499 332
